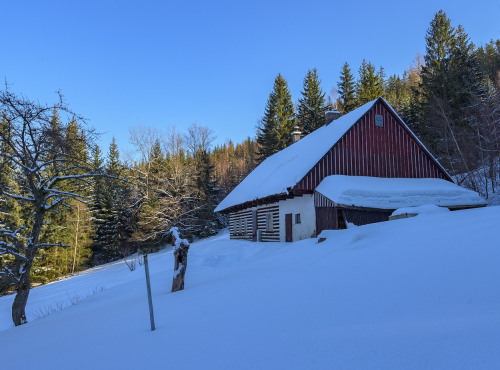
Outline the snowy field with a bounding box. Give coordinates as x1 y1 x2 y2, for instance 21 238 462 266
1 206 500 369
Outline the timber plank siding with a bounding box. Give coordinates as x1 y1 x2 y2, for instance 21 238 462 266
228 209 253 241
229 204 280 241
342 209 391 227
294 99 450 192
256 204 280 242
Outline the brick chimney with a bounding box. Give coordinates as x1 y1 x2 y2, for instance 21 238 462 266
291 125 302 143
325 110 341 125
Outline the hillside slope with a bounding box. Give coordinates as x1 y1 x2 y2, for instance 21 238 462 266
1 207 499 369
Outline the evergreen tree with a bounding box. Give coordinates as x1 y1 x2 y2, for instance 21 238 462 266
190 148 220 238
477 39 500 88
357 60 384 105
33 108 73 283
385 73 411 114
105 138 132 262
257 74 295 162
418 11 489 176
89 145 107 263
421 10 456 98
90 139 132 263
0 114 25 294
296 68 327 135
256 95 277 162
378 66 387 96
336 62 357 114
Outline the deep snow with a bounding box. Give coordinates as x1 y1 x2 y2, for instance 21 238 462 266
1 206 500 369
315 175 485 209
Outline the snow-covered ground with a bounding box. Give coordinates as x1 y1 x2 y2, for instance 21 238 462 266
1 207 500 369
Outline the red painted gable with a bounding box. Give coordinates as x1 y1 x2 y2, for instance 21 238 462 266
294 99 451 192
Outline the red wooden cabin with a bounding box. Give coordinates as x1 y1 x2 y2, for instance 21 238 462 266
215 98 485 242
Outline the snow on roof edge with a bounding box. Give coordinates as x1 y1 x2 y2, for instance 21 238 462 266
215 100 379 213
315 175 486 210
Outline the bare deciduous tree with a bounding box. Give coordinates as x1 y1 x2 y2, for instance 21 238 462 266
184 122 216 155
0 86 108 326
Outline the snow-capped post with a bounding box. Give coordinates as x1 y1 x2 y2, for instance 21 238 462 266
170 227 190 292
143 254 155 331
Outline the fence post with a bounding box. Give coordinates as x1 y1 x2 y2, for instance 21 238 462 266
143 254 155 331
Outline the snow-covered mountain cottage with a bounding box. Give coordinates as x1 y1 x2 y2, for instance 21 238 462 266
215 97 486 242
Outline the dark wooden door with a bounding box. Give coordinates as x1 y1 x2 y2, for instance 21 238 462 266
315 207 338 235
285 213 292 242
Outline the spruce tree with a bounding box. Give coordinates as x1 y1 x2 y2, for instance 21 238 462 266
105 138 132 262
90 139 132 263
190 148 220 238
89 145 107 264
477 39 500 87
297 68 327 135
0 114 25 294
419 11 484 174
337 62 357 114
256 96 277 162
385 74 411 114
357 60 384 105
420 10 456 110
257 73 295 162
35 108 73 282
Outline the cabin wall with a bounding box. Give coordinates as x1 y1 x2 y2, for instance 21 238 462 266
295 100 449 191
256 203 280 242
278 194 315 242
229 203 280 241
228 208 253 241
342 208 391 226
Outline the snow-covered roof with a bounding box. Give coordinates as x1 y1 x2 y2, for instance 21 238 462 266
315 175 486 209
215 99 379 212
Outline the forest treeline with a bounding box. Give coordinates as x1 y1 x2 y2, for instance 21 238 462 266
1 10 499 293
0 108 258 293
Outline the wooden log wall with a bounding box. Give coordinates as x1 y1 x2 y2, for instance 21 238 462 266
256 204 280 242
342 208 391 227
295 100 450 192
228 209 253 241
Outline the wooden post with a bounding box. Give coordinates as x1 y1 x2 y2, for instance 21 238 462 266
143 254 155 331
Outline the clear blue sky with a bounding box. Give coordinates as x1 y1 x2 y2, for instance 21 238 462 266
2 0 499 154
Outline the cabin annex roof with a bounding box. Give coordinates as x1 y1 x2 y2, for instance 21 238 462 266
315 175 486 210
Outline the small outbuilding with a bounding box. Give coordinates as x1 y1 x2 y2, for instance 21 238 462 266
314 175 486 233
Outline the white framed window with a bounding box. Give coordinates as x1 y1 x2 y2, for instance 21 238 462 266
295 214 301 224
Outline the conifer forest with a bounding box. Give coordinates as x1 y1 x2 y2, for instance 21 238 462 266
1 10 499 303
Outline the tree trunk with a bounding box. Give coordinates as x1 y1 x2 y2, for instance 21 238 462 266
171 245 189 292
12 276 30 326
170 231 189 293
11 208 44 326
72 203 80 274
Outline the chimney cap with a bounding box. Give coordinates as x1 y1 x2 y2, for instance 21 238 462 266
291 125 302 143
325 110 341 125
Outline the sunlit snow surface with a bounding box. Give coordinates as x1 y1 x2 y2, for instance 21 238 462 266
1 207 500 369
316 175 485 209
